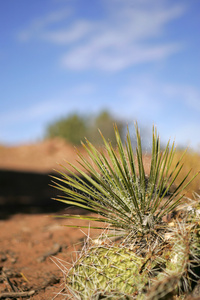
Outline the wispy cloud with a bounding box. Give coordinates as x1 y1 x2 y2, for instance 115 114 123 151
17 9 71 41
44 20 94 44
61 43 181 71
17 0 186 71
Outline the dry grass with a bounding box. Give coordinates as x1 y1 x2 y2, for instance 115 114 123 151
170 149 200 197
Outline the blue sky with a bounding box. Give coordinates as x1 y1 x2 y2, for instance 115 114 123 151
0 0 200 150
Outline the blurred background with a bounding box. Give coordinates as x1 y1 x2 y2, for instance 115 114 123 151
0 0 200 216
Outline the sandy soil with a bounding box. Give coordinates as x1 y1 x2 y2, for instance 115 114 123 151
0 210 102 300
0 139 102 299
0 138 86 173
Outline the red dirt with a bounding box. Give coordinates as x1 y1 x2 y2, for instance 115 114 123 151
0 210 102 299
0 138 87 173
0 139 102 299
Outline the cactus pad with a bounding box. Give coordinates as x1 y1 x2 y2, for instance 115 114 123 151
66 244 148 298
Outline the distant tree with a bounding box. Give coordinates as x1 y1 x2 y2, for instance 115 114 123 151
45 110 125 146
88 111 125 145
45 114 87 145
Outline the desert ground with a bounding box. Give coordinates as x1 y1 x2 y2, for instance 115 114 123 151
0 138 199 299
0 139 103 299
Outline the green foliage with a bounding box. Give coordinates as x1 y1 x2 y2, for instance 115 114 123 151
45 114 88 145
52 123 198 239
52 123 200 299
45 110 124 145
88 110 125 145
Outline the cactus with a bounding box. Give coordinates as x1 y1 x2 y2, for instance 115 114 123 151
52 123 199 299
63 215 200 299
146 197 200 299
66 243 147 299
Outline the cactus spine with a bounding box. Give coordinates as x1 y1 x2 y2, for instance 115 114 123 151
53 123 200 299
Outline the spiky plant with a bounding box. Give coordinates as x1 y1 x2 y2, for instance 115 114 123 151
66 242 147 299
145 197 200 299
52 123 198 242
61 201 200 299
52 123 199 299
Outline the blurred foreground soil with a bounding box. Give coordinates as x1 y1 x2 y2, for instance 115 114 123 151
0 210 101 299
0 139 101 299
0 138 88 217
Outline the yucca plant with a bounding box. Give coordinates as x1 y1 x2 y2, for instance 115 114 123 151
52 123 198 241
52 123 200 299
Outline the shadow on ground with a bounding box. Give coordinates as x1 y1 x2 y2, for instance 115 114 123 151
0 169 70 219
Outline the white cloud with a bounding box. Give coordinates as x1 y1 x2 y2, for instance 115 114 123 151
61 43 181 71
17 9 71 41
43 20 94 44
60 2 185 71
17 0 186 71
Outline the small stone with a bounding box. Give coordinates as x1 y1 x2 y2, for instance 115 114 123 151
10 257 17 264
0 254 7 262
